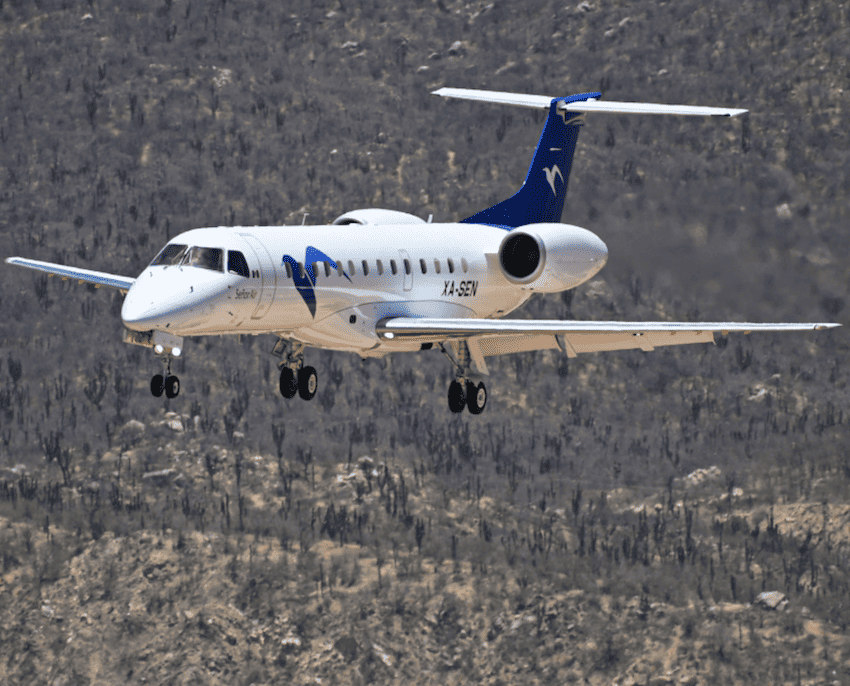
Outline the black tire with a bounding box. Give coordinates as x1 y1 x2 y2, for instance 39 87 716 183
279 367 297 398
165 375 180 399
467 381 487 415
448 379 466 413
151 374 165 398
298 366 318 400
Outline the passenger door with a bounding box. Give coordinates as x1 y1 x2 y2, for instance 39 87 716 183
239 234 277 319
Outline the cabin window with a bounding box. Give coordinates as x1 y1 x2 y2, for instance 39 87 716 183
348 260 356 276
227 251 250 278
403 259 411 275
298 262 306 279
185 247 224 272
362 260 369 276
309 262 320 280
390 259 398 275
447 258 455 274
461 257 468 273
151 243 188 267
324 262 332 277
376 259 384 275
284 262 293 279
433 259 441 274
336 261 345 277
419 259 427 274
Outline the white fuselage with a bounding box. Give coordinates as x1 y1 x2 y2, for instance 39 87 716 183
121 222 608 355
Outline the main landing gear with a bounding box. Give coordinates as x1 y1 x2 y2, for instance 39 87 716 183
448 378 487 414
442 341 488 415
273 339 317 401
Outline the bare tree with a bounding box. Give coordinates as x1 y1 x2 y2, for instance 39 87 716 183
41 431 72 486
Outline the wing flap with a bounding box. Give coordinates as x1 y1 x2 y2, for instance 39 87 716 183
477 333 560 357
5 257 135 292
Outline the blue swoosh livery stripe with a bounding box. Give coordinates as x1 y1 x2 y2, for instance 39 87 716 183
282 246 351 318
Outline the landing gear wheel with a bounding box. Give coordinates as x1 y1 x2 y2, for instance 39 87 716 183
467 381 487 415
151 374 165 398
298 366 318 401
448 379 467 413
165 375 180 399
279 367 298 398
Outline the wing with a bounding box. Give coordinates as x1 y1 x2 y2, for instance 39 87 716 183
378 318 839 357
5 257 135 293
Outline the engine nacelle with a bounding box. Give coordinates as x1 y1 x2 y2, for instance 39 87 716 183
497 223 608 292
332 209 426 226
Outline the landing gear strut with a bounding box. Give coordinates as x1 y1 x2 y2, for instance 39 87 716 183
441 341 487 414
272 339 318 401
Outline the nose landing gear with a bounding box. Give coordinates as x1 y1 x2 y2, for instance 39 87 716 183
150 356 180 399
273 339 318 401
123 329 184 400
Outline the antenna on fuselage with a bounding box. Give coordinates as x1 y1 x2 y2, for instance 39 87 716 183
301 213 309 225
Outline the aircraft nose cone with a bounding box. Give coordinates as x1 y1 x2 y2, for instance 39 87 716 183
122 269 228 332
121 288 163 331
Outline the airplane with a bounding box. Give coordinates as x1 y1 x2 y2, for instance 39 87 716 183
6 87 839 414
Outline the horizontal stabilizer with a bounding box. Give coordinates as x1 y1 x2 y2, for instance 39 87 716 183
5 257 135 292
432 87 748 117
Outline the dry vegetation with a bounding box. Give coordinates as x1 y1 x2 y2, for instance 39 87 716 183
1 0 849 683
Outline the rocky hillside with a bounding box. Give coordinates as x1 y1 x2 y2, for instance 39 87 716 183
2 409 850 684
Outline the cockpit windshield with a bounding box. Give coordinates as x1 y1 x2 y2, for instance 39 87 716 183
150 243 188 267
150 244 225 272
185 247 224 272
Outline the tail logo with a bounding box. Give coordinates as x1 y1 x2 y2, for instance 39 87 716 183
543 165 564 196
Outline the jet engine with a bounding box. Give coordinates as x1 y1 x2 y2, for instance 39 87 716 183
497 223 608 292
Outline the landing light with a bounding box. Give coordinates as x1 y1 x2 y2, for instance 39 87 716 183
384 332 395 339
154 344 165 354
172 347 182 357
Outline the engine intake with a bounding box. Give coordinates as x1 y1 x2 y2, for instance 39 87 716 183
498 231 544 283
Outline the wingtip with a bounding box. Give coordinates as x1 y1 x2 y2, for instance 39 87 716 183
711 109 748 117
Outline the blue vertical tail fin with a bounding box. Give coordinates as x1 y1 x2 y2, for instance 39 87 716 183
459 92 601 229
434 86 747 228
